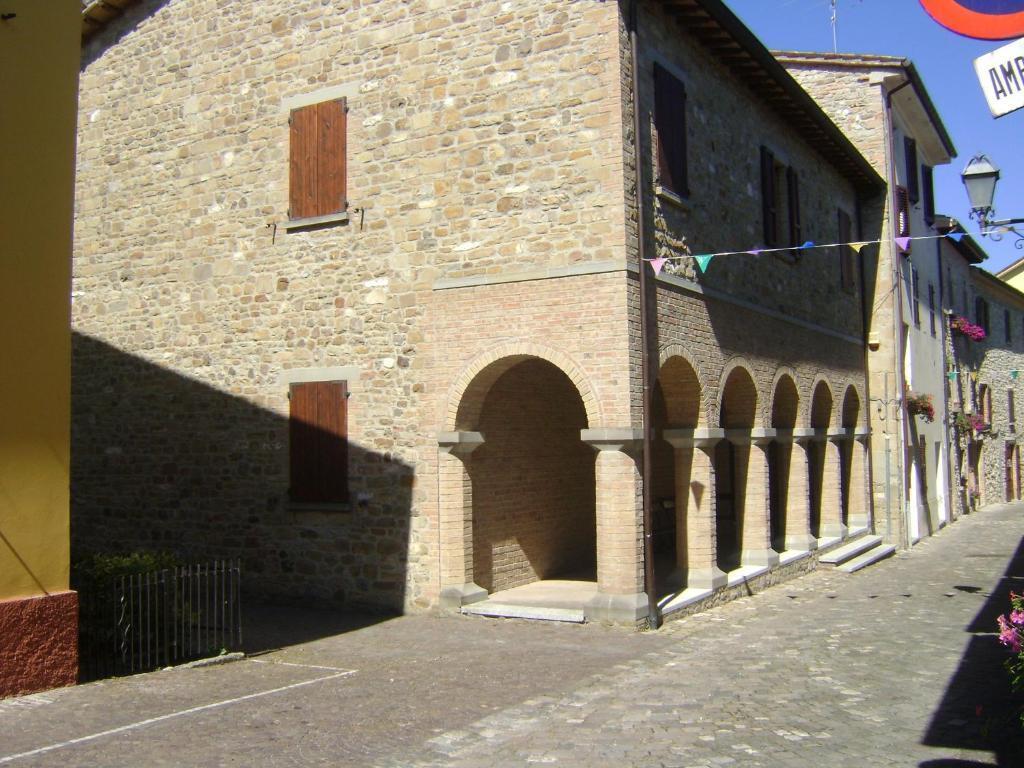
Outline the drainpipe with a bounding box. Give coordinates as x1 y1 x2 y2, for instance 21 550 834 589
882 78 913 549
628 0 658 629
855 196 876 526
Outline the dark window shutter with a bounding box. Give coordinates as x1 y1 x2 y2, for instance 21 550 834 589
895 185 911 240
1007 308 1013 344
654 64 688 196
289 380 349 503
289 105 319 220
1009 389 1016 431
761 146 777 246
912 267 921 327
838 208 854 292
922 165 935 225
289 99 347 220
904 137 919 204
786 166 801 249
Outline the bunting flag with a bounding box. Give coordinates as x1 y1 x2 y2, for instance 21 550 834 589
948 371 958 381
641 230 978 271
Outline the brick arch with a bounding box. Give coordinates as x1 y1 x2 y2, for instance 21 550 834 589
446 342 601 431
657 344 706 428
841 384 862 429
770 368 800 429
807 376 835 429
717 358 760 428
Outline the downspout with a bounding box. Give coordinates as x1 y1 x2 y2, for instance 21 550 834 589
882 78 913 549
855 196 875 527
628 0 658 628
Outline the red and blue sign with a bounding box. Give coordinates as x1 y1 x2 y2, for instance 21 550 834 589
919 0 1024 40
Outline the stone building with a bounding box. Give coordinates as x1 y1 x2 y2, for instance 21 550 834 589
777 52 958 549
72 0 883 625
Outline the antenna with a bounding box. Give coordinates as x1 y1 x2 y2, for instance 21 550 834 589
830 0 838 53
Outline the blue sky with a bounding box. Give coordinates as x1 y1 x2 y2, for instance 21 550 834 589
725 0 1024 274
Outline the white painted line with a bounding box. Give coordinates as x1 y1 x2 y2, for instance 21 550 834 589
246 658 352 673
0 669 356 765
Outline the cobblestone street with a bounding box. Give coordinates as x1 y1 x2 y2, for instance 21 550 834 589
3 505 1024 767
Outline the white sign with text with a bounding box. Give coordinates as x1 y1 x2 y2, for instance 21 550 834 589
975 37 1024 118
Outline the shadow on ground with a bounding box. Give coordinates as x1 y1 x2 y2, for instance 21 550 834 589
242 603 400 655
922 532 1024 766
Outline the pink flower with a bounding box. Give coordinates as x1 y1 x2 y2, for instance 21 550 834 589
1011 609 1024 626
998 615 1023 652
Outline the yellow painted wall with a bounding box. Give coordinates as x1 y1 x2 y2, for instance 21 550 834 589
998 261 1024 294
0 0 80 600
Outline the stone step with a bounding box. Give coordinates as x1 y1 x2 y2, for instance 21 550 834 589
460 602 586 623
838 544 896 574
818 535 883 566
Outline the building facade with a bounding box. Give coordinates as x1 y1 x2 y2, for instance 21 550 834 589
72 0 881 624
0 0 81 696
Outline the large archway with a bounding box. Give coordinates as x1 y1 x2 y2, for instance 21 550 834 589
808 380 834 539
770 374 799 553
464 357 595 594
717 366 758 572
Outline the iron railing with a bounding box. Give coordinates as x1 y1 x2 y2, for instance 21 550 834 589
78 560 242 682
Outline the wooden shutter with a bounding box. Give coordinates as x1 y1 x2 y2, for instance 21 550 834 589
289 99 347 220
289 380 348 503
911 268 920 327
1009 389 1016 432
761 146 777 247
922 165 935 225
895 185 911 248
904 137 919 204
654 64 688 196
786 166 801 249
838 208 854 292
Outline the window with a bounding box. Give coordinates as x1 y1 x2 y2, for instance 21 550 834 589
904 137 919 204
1007 309 1013 345
289 98 348 220
761 146 801 256
922 165 935 226
1009 389 1017 433
654 63 688 198
838 208 855 293
895 185 911 252
289 380 349 503
911 268 921 328
928 283 936 337
976 296 990 334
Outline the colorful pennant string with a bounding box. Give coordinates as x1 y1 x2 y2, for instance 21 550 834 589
650 257 667 275
895 236 911 252
695 254 713 273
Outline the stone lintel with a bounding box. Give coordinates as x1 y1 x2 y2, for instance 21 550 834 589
663 427 725 449
855 427 871 442
580 428 644 454
774 428 795 442
808 428 829 443
792 427 817 443
828 428 855 442
724 428 751 445
438 431 485 457
439 582 488 610
750 427 777 446
583 591 651 626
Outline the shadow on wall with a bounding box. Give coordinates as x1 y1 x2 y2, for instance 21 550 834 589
71 332 413 627
81 0 172 69
922 535 1024 766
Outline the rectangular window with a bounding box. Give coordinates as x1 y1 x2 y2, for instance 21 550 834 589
654 64 689 198
761 146 779 247
976 296 990 334
1007 308 1013 345
912 268 921 328
838 208 855 293
289 98 348 220
1009 389 1016 433
922 165 935 225
895 185 911 244
904 137 919 204
928 283 936 337
761 146 801 257
289 380 349 503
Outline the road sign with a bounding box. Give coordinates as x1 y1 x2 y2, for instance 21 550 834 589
920 0 1024 40
975 36 1024 116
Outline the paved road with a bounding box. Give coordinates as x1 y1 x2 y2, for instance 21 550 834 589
3 505 1023 767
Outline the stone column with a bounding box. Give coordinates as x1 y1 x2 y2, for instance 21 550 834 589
820 429 850 539
737 428 779 567
664 428 727 590
849 429 871 530
785 429 817 552
437 432 487 609
580 428 648 625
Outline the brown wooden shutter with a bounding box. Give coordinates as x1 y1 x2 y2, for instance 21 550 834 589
838 208 854 292
289 380 348 503
654 64 688 196
1009 389 1016 432
317 380 349 503
289 105 319 220
317 99 347 216
895 185 910 238
761 146 777 246
289 382 320 502
922 165 935 225
786 166 801 249
904 137 919 204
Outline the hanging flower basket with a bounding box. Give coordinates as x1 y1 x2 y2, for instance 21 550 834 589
905 391 935 422
951 316 987 342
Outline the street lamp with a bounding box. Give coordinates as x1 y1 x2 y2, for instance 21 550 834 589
961 154 1024 248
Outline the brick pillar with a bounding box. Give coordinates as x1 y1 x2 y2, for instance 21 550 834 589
785 430 818 552
664 428 727 590
738 429 780 567
850 431 871 530
820 430 848 539
581 428 648 625
437 432 487 609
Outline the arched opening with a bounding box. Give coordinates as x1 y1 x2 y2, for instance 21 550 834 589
840 386 861 528
464 357 595 594
717 367 757 572
770 375 799 553
653 356 701 591
808 381 833 539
